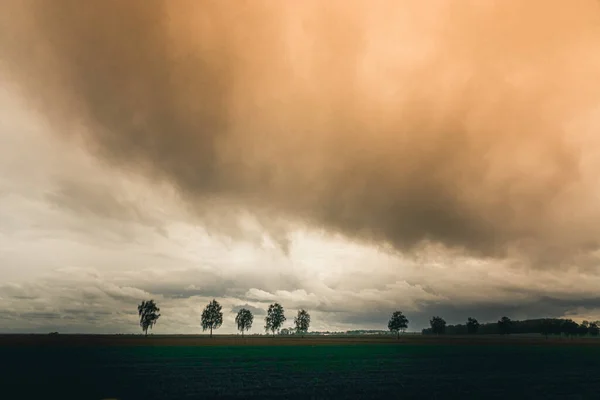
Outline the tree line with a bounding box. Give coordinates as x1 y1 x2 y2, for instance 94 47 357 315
138 300 600 338
421 316 600 337
389 313 600 338
137 299 310 337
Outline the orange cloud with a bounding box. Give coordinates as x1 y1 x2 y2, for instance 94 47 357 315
2 0 600 266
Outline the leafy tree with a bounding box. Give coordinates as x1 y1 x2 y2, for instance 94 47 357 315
201 299 223 337
430 316 446 335
294 309 311 337
578 320 590 337
589 322 600 336
561 319 579 338
497 316 512 335
388 311 409 339
419 317 593 336
138 300 160 336
466 317 480 334
265 303 286 336
541 319 552 338
235 308 254 337
549 319 563 336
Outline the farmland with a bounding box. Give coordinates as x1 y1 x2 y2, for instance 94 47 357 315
3 335 600 399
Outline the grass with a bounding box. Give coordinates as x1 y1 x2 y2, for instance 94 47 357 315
2 335 600 399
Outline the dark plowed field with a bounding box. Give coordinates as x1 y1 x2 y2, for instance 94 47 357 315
2 335 600 399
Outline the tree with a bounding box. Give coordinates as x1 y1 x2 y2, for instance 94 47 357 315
420 317 596 336
549 319 563 336
138 300 160 336
294 309 311 337
589 322 599 336
430 316 446 335
235 308 253 337
388 311 409 339
201 299 223 337
541 319 552 338
578 320 590 337
466 317 480 334
497 316 512 335
561 319 579 338
265 303 286 336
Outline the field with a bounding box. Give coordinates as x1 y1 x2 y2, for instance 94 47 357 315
3 335 600 399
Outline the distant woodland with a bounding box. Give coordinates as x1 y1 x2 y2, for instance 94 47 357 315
421 318 600 337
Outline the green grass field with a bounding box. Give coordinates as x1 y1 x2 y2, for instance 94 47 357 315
3 336 600 399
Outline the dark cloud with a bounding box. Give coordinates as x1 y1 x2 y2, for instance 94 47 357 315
0 283 42 300
2 0 600 266
339 298 600 331
0 279 147 333
3 271 600 332
44 179 161 228
133 267 304 302
155 287 234 300
21 311 62 320
62 309 114 317
531 296 600 316
138 269 242 300
231 304 266 316
0 311 19 320
10 294 38 301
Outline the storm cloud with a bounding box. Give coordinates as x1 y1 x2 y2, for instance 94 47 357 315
2 0 600 267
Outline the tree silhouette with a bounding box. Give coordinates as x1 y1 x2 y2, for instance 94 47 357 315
420 317 597 336
541 318 552 338
265 303 286 336
137 300 160 336
430 316 446 335
235 308 254 337
578 320 590 337
201 299 223 337
561 319 579 338
466 317 480 334
549 319 563 336
294 309 311 337
388 311 409 339
498 316 512 335
589 322 600 336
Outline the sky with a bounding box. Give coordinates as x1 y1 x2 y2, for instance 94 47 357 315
2 0 600 334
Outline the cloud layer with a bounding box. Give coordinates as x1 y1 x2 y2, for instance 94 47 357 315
3 1 600 333
1 105 600 333
3 1 600 265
